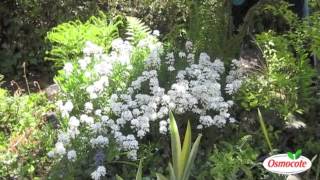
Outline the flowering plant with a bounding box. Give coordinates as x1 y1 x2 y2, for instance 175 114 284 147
49 17 245 178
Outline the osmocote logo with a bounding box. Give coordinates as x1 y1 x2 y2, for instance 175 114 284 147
263 149 312 175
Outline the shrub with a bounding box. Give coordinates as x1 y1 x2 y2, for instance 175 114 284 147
237 30 315 119
48 34 246 178
0 89 56 178
197 135 259 180
48 17 162 179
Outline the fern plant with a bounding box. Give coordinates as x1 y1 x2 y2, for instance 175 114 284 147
126 16 152 45
46 12 122 67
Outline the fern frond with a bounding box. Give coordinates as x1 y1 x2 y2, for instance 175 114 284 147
126 16 151 45
46 12 120 67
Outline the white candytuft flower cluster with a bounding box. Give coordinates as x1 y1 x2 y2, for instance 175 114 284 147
106 45 240 137
51 36 246 179
51 32 162 179
91 166 107 180
225 58 255 95
67 150 77 161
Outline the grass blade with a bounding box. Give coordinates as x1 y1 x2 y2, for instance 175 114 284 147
257 108 273 152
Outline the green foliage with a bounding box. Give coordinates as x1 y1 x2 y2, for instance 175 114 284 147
116 159 143 180
188 0 240 60
106 0 191 39
0 89 56 178
197 135 258 180
0 0 100 76
238 30 315 119
253 1 298 33
156 112 202 180
46 12 121 67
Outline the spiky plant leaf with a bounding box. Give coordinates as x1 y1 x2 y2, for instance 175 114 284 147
181 134 202 180
168 163 177 180
116 175 124 180
156 173 168 180
136 159 143 180
169 111 182 179
180 121 192 177
257 108 273 152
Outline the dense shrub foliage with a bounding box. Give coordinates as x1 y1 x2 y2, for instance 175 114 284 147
0 89 56 178
0 0 101 76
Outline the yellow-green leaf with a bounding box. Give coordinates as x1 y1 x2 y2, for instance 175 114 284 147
169 111 182 178
257 108 273 152
156 173 168 180
136 159 143 180
182 134 202 180
180 121 192 177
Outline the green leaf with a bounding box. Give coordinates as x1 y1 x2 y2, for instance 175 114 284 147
169 111 182 178
288 152 294 160
180 121 192 177
116 175 124 180
295 149 302 159
257 108 273 152
181 134 202 180
136 159 143 180
169 163 177 180
156 173 168 180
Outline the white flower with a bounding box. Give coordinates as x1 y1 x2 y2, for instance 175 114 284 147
79 57 91 70
95 109 102 116
168 66 175 71
186 53 195 64
91 166 106 180
83 41 103 55
59 100 74 118
67 150 77 161
225 80 242 95
111 38 124 50
185 41 193 52
159 120 168 134
69 116 80 128
80 114 94 125
85 102 94 113
127 150 137 160
47 151 55 158
152 30 160 36
178 52 186 58
63 63 73 76
90 135 109 147
55 142 66 155
199 115 214 127
58 132 70 144
199 52 210 63
64 101 74 112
